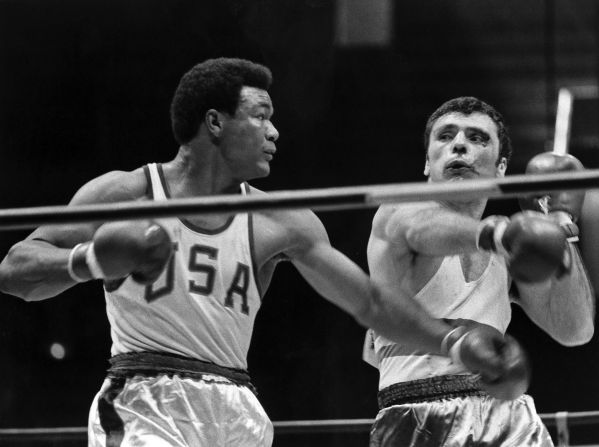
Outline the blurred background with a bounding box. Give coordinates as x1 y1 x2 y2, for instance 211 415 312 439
1 0 598 445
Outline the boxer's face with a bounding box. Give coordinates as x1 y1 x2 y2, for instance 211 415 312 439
219 86 279 180
424 112 506 183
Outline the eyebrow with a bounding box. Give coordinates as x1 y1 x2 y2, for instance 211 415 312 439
434 124 490 138
256 101 274 116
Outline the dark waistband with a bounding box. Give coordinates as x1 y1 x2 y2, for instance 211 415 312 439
378 374 486 410
107 352 256 394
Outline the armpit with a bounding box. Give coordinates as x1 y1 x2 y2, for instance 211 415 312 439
273 252 291 263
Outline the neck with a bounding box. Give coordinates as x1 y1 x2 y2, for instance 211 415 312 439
163 141 241 198
439 197 487 219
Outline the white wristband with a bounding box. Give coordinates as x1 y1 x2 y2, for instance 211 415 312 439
491 219 509 257
85 242 106 279
448 332 469 368
476 216 509 257
440 326 466 356
67 243 88 283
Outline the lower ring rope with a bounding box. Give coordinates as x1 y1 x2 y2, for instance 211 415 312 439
1 411 598 439
0 170 598 230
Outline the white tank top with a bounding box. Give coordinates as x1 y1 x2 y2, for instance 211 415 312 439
366 254 512 390
104 163 262 370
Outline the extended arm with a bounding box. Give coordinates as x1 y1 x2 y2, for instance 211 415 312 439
384 202 482 256
0 170 149 301
285 210 450 354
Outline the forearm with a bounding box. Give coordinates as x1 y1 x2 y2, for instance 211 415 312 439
0 240 77 301
518 243 595 345
358 283 452 354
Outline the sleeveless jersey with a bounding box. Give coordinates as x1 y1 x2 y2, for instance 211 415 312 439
366 254 512 390
104 163 262 370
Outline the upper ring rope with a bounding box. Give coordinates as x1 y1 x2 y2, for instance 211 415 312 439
1 169 598 230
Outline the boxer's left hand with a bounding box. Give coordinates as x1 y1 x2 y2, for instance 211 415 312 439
519 152 585 239
478 211 568 283
445 325 531 400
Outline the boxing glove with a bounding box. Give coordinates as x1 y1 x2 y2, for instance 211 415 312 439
442 325 530 401
519 152 585 239
68 220 172 284
478 212 567 283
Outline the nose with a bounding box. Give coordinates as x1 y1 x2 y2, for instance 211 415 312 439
451 131 467 154
266 121 279 142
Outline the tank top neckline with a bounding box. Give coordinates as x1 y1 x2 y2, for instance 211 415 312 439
153 163 247 235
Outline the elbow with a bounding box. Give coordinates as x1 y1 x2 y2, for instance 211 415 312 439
553 322 594 347
0 266 28 301
0 248 41 302
353 285 383 330
0 275 49 302
0 259 16 297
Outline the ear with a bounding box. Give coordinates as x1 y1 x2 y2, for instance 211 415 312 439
496 157 507 178
423 158 430 177
205 109 224 137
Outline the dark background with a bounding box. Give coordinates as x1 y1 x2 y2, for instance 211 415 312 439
1 0 598 445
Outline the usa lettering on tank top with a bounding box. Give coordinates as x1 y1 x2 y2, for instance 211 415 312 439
104 163 262 370
366 254 512 390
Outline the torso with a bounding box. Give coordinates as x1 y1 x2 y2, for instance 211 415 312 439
366 204 511 389
101 163 301 368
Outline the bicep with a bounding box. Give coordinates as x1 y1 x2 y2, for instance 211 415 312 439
285 212 330 265
282 211 356 280
27 170 146 248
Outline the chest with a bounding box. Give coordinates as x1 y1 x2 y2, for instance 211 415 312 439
459 252 490 282
141 218 255 302
409 251 491 293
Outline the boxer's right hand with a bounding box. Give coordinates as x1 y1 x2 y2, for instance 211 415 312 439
477 212 567 283
69 220 173 284
447 326 531 400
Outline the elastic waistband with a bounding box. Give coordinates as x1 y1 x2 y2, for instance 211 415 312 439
107 352 256 394
378 374 485 409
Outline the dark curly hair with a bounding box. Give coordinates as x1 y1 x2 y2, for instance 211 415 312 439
170 58 273 145
423 96 512 165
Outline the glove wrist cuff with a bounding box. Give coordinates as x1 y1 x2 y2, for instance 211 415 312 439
440 326 468 356
448 332 469 367
550 211 579 242
68 243 90 282
67 241 105 282
86 242 107 279
476 216 509 256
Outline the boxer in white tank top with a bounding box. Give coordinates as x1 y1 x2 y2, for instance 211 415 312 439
87 163 271 447
105 163 261 368
369 252 511 390
365 97 593 447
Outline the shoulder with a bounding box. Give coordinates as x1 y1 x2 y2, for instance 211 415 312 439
26 167 149 246
247 184 324 232
372 201 440 240
69 167 149 205
260 208 327 241
247 185 328 248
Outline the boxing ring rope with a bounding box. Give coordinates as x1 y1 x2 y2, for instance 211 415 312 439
1 411 598 444
1 169 599 230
